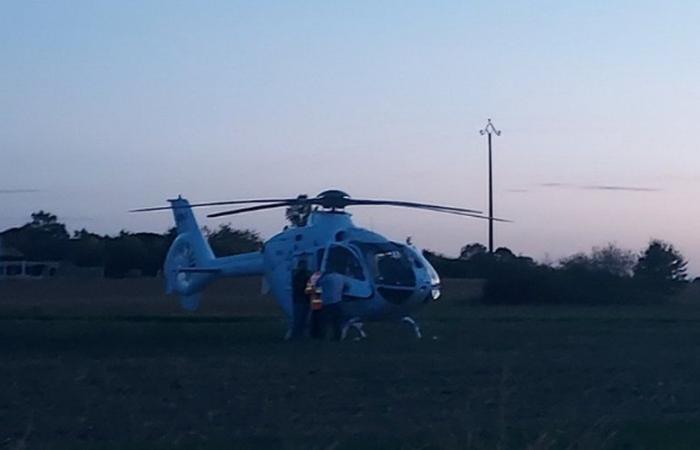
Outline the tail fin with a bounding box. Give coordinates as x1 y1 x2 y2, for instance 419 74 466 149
164 196 217 310
170 196 207 236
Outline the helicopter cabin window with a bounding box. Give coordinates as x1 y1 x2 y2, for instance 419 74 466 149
326 246 365 281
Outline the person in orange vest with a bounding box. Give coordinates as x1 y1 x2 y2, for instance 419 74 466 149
306 270 324 339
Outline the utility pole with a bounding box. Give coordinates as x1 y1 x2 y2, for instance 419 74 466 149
479 119 501 253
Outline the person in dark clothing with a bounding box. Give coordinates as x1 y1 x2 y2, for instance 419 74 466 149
289 259 311 339
318 270 345 340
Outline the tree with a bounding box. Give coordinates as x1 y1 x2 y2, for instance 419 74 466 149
590 243 636 277
68 229 106 267
634 240 688 293
460 243 487 260
163 227 178 247
493 247 516 261
103 231 148 278
205 224 263 257
0 211 70 261
132 232 169 276
559 252 592 271
560 243 636 278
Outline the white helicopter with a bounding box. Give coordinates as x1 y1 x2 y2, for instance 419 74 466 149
134 190 506 338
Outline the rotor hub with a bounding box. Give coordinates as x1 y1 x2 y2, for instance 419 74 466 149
315 190 351 210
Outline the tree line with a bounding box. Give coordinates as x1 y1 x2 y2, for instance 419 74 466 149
426 240 691 304
0 211 693 303
0 211 262 278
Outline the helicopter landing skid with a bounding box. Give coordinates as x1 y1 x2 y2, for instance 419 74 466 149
401 316 423 339
341 317 367 341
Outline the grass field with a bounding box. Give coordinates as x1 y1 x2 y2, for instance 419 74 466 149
2 278 700 449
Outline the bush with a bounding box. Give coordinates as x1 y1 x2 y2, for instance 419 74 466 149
483 263 557 304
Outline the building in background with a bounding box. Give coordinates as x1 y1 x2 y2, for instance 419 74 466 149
0 238 59 279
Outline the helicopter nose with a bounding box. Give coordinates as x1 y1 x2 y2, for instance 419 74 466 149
420 283 441 303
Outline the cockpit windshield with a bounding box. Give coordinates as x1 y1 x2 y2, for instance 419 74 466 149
352 241 416 287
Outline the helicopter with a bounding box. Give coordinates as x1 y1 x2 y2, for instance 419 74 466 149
133 190 507 339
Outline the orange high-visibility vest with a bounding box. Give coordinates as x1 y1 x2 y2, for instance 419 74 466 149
306 272 323 310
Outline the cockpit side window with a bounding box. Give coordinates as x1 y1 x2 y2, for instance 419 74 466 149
327 246 365 281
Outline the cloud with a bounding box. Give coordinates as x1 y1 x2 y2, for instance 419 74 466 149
539 182 573 188
580 185 660 192
539 183 660 192
0 189 40 194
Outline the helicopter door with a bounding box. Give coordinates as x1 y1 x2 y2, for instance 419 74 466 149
321 244 372 299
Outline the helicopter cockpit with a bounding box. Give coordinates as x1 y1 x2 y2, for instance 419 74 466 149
322 242 419 287
319 237 429 305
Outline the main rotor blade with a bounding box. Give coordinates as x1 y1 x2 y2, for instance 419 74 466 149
348 202 511 222
131 198 298 213
344 199 483 215
207 201 293 218
436 210 512 222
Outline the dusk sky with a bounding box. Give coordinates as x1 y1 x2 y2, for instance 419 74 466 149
1 1 699 274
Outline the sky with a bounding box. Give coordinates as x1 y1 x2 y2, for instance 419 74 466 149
1 1 699 275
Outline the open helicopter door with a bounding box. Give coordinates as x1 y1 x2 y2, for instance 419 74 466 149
320 243 372 299
286 251 315 295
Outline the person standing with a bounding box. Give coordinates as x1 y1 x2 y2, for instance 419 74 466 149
318 270 345 340
289 260 312 339
306 270 324 339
